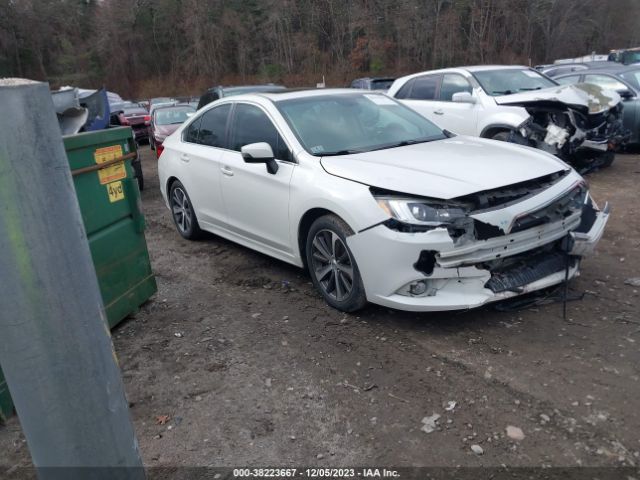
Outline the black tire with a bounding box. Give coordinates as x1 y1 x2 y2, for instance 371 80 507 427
305 214 367 312
491 130 512 142
132 160 144 191
599 151 615 168
169 180 203 240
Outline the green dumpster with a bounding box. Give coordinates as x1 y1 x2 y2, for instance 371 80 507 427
63 127 157 328
0 367 13 421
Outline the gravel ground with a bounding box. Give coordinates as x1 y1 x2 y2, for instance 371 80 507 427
1 148 639 471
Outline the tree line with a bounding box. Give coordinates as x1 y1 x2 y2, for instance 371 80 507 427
1 0 639 98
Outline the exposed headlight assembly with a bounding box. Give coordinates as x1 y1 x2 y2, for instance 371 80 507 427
376 196 469 227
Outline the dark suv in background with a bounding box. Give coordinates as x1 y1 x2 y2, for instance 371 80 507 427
349 77 396 91
196 84 286 110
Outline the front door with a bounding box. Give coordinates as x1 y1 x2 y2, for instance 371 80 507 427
219 103 295 255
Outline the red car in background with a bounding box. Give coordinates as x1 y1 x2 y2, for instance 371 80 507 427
150 104 195 157
117 105 151 144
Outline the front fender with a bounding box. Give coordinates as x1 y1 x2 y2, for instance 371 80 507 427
478 107 530 137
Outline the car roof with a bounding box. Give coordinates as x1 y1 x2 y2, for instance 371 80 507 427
213 88 388 103
461 65 532 72
205 84 286 93
556 64 640 75
153 103 195 112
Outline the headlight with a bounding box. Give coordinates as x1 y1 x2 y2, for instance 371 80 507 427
376 197 468 226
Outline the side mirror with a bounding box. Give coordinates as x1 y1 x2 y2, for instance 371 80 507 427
617 89 634 99
452 91 476 104
241 142 279 174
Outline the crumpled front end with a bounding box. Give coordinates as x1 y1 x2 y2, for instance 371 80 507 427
347 171 609 312
503 84 630 167
511 103 628 165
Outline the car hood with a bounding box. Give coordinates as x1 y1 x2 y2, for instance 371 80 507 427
494 83 621 114
320 137 567 200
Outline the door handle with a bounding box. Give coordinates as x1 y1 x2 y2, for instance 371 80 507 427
433 109 444 115
221 166 234 177
180 153 190 163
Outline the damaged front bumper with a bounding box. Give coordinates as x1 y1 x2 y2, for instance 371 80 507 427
347 192 609 313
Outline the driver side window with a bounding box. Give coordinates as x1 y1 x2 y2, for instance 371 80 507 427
439 74 472 101
230 104 292 161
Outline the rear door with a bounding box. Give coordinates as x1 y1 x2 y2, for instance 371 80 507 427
394 74 442 125
179 103 231 228
424 73 478 135
219 103 295 254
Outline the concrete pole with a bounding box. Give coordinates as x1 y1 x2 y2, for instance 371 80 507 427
0 79 145 479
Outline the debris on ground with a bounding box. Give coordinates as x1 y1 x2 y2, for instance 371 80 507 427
421 413 441 434
445 401 457 412
624 277 640 287
155 415 170 425
506 425 525 441
470 444 484 455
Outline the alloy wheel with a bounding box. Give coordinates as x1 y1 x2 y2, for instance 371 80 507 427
310 229 354 301
171 187 192 234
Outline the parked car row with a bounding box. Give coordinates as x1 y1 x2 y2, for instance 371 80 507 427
157 87 610 314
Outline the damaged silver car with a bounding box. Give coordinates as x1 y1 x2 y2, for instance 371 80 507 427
388 65 628 169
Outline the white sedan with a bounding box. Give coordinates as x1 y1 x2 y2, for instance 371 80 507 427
158 89 609 312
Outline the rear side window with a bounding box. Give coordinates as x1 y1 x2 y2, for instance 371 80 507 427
230 104 291 161
439 74 472 101
198 104 231 147
408 75 439 100
183 117 202 143
394 79 414 99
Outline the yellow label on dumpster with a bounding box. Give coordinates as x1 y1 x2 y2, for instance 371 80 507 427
94 145 126 185
107 181 125 203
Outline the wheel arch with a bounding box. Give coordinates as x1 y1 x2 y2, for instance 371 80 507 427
297 207 357 271
166 176 180 198
480 124 516 138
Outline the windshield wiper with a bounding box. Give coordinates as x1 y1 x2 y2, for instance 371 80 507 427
368 137 442 152
319 149 364 156
492 90 514 95
519 87 542 91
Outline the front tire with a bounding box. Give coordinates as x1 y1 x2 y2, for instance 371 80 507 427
491 130 512 142
169 181 203 240
305 215 367 312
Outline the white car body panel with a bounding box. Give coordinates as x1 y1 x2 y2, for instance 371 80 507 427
159 89 609 312
320 136 565 199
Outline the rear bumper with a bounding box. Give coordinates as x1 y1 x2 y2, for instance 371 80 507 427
347 203 608 312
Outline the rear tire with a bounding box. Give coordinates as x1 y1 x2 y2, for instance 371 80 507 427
169 181 203 240
305 215 367 312
132 160 144 191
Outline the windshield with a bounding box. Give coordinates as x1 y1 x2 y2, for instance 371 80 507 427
155 106 195 125
276 93 445 156
473 68 557 96
370 79 395 90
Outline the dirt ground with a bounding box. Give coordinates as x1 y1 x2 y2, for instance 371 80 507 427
1 148 639 470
